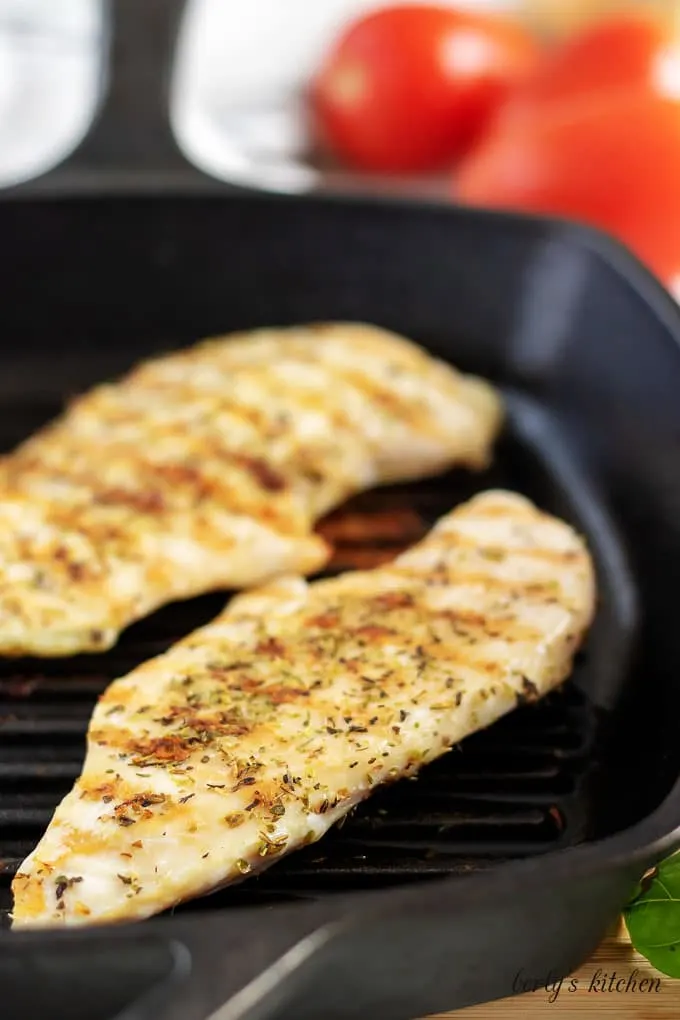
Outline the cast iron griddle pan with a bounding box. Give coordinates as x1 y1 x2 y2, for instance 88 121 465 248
2 3 680 1019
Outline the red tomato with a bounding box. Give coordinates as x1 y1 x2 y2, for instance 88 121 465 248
455 90 680 291
309 4 540 174
503 10 679 119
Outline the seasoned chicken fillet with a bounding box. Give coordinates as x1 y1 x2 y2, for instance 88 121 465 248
0 323 502 656
11 491 595 929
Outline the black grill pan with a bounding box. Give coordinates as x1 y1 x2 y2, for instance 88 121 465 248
2 4 680 1019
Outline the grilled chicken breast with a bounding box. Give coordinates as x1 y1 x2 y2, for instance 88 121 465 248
0 323 501 657
11 490 595 929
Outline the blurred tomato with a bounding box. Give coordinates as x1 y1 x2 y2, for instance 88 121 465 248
506 10 680 115
310 4 540 174
455 89 680 288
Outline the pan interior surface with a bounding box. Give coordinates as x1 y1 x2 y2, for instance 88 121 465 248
0 387 642 927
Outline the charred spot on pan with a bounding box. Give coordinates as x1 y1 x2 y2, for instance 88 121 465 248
548 806 565 832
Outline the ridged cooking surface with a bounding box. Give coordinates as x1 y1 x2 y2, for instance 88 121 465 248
0 405 599 924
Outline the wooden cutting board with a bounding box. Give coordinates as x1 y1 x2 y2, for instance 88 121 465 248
425 919 680 1018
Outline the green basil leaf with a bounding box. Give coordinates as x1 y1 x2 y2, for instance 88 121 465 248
624 851 680 978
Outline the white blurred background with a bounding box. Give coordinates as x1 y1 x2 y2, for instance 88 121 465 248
0 0 102 187
171 0 520 191
0 0 521 188
0 0 675 296
0 0 669 192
